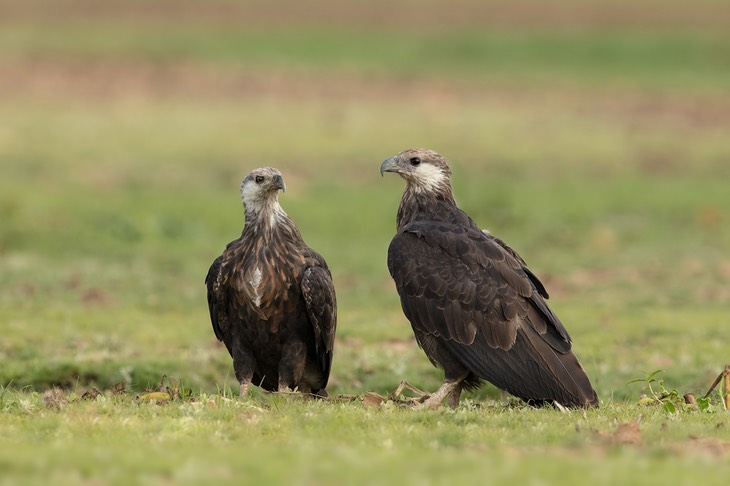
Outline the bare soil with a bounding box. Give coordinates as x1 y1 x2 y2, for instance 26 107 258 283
1 0 728 32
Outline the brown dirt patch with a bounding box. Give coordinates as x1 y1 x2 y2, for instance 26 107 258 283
1 0 728 32
595 421 644 446
672 437 730 458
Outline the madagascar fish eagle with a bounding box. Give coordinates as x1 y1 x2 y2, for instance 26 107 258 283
206 167 337 397
381 149 598 409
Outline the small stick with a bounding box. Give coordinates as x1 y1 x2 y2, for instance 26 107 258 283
725 365 730 410
703 366 728 399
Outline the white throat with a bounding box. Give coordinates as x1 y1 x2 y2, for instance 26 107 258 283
241 182 287 227
410 164 447 193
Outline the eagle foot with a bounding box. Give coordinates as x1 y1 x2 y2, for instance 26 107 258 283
413 378 465 410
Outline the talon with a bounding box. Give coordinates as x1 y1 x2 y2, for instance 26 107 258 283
390 380 430 401
415 394 431 404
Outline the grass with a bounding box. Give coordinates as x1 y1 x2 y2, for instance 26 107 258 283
1 1 730 484
1 389 730 485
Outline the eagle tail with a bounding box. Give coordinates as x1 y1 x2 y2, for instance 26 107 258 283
511 327 599 407
451 328 598 408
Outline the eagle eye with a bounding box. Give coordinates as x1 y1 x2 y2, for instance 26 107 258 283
409 157 421 166
254 175 265 184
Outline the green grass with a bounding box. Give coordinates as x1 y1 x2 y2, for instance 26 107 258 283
2 1 730 484
1 390 730 485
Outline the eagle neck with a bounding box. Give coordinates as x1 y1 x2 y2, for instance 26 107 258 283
396 187 457 229
243 200 302 243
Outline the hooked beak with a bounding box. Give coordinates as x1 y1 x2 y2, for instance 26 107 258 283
380 156 399 177
273 174 286 193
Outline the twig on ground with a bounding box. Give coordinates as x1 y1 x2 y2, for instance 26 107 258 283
702 365 730 410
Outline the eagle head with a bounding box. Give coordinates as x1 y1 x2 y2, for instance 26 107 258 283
241 167 286 203
380 148 452 194
240 167 287 223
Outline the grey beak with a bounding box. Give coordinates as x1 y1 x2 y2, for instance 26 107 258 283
380 156 399 177
273 175 286 193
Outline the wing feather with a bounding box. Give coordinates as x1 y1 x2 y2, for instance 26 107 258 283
301 265 337 386
205 254 229 345
484 230 550 299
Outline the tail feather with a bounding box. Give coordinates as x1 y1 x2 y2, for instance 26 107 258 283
446 327 598 408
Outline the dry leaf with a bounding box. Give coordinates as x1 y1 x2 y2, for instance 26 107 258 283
81 387 101 400
361 393 386 409
42 388 68 410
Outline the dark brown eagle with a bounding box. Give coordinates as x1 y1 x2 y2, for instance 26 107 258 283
381 149 598 409
205 167 337 397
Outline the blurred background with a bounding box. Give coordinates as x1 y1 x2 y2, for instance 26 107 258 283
1 0 729 401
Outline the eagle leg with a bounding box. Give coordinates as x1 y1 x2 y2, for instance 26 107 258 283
233 348 255 398
278 341 307 392
446 382 463 409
